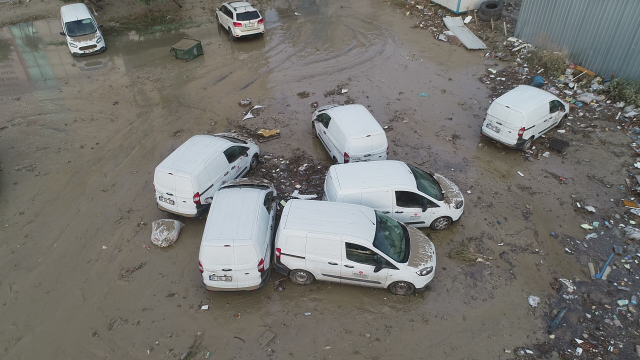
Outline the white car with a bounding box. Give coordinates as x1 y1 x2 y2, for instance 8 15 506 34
216 1 265 40
199 179 277 291
274 200 436 296
324 161 464 230
312 104 388 164
154 134 260 217
59 3 106 56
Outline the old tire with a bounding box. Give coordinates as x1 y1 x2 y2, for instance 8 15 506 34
431 217 452 230
522 137 533 151
250 154 259 170
389 281 415 296
478 1 503 22
289 269 314 285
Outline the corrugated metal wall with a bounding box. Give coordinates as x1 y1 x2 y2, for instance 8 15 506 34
515 0 640 80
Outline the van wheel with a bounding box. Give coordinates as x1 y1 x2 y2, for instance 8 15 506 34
311 122 317 137
250 154 259 170
289 269 314 285
389 281 415 296
333 157 339 165
558 114 567 127
229 28 236 41
522 137 533 151
431 217 452 230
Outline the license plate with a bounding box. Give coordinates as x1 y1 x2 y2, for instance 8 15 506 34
486 123 500 133
158 196 175 205
209 275 232 282
245 23 255 28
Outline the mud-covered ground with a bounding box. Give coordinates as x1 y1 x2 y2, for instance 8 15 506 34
1 0 640 359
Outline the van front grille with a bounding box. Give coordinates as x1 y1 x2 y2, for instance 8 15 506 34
79 45 97 51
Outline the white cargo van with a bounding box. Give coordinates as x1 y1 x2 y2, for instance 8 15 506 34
154 134 260 217
324 161 464 230
481 85 569 150
198 179 277 291
273 200 436 295
60 3 106 56
312 104 388 164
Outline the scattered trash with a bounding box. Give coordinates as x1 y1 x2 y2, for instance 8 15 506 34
257 129 280 138
584 233 597 240
294 12 301 16
580 224 594 230
443 16 487 50
243 105 264 120
463 15 472 24
530 76 545 88
258 330 276 349
102 245 107 249
528 295 540 307
548 307 568 334
517 171 524 177
291 190 317 200
623 227 640 241
239 98 251 107
303 312 311 316
151 219 185 247
623 200 639 208
559 279 576 292
548 137 569 152
419 93 429 97
201 305 209 310
341 88 348 94
584 205 596 213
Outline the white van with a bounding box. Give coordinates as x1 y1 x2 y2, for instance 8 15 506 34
154 134 260 217
481 85 569 150
324 161 464 230
273 200 436 295
60 3 106 56
312 104 388 164
198 179 277 291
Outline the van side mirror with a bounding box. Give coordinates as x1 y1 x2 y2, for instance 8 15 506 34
373 263 383 273
99 24 104 28
60 31 65 36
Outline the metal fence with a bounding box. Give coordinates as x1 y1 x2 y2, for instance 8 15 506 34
515 0 640 80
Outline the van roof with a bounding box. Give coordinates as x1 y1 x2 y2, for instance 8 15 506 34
330 160 415 190
201 187 265 245
61 3 92 21
281 200 377 242
493 85 556 113
323 104 384 138
156 135 229 176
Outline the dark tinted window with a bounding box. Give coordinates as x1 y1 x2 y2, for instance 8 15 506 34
316 113 331 129
373 212 409 263
223 146 245 163
346 243 378 266
65 18 97 37
263 191 274 212
396 191 422 208
215 135 247 144
236 10 260 21
550 100 564 113
406 164 443 201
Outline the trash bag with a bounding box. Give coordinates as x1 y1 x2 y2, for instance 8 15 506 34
151 219 185 247
623 227 640 241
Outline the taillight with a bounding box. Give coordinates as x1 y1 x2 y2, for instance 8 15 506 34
193 192 201 205
257 258 265 272
233 21 242 27
517 127 525 137
258 18 264 25
198 261 204 273
275 248 281 260
344 152 350 163
483 113 487 121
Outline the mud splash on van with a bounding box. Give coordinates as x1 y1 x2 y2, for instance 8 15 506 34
406 225 435 268
433 173 463 205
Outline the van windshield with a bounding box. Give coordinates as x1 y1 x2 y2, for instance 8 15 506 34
236 10 260 21
65 18 97 37
215 135 247 144
373 212 410 263
407 164 443 201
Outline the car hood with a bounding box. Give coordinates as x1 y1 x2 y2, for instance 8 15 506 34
433 173 463 205
69 32 101 45
405 225 435 270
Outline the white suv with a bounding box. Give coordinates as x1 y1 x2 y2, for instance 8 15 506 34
216 1 265 40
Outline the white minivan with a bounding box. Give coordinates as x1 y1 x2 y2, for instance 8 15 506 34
198 178 277 291
481 85 569 150
154 134 260 217
312 104 388 164
60 3 106 56
324 161 464 230
273 200 436 295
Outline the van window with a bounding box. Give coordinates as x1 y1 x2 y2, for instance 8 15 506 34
345 243 378 266
549 100 564 113
373 212 410 263
395 191 422 208
263 191 274 212
406 164 443 201
316 113 331 129
65 18 97 37
236 10 260 21
223 146 246 163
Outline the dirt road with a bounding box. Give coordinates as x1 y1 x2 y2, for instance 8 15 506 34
0 0 631 359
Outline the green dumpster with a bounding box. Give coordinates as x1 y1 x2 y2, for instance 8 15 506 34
170 38 203 61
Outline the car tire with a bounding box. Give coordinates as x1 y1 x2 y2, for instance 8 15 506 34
558 114 567 127
229 27 236 41
388 281 415 296
478 0 503 22
289 269 314 285
430 216 452 230
333 157 339 165
522 136 533 151
250 154 259 170
312 122 317 138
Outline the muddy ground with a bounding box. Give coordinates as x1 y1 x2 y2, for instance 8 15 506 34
1 0 640 359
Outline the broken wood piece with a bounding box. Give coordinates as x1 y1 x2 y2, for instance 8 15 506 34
257 129 280 138
258 330 276 349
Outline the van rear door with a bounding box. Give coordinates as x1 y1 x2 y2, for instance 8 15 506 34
233 245 261 289
484 104 524 145
155 170 193 215
201 245 237 289
349 134 387 162
306 234 342 282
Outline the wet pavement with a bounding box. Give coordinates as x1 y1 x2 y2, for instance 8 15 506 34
0 0 626 359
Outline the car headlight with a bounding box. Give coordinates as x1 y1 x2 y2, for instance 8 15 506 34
417 266 433 276
69 42 78 48
454 200 464 209
96 36 102 44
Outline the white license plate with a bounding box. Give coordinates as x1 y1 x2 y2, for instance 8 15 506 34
158 196 175 205
210 275 232 282
486 123 500 133
245 23 255 28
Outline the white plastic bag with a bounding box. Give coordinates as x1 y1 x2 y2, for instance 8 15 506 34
151 219 184 247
